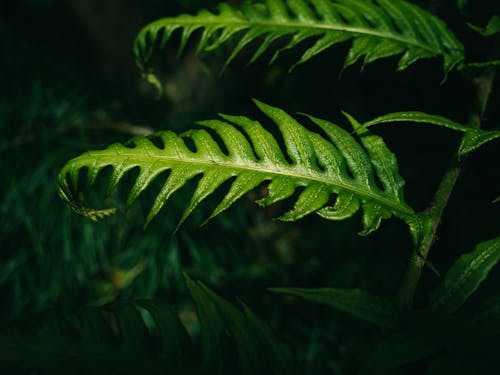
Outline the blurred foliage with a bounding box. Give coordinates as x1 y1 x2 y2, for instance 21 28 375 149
1 0 499 374
0 275 298 374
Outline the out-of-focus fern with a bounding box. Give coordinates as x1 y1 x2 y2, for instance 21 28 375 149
58 100 415 235
273 236 500 374
468 15 500 37
0 275 296 374
0 75 253 320
134 0 464 78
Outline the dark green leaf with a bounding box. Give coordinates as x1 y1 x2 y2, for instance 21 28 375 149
457 0 468 14
430 236 500 314
185 274 297 374
458 128 500 156
0 278 294 374
466 60 500 68
269 287 402 328
360 321 445 375
467 15 500 36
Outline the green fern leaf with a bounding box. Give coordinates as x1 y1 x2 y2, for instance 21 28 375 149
363 111 500 157
185 275 297 374
458 129 500 156
457 0 468 14
0 301 191 374
467 15 500 36
58 100 414 234
134 0 464 77
270 287 403 328
430 236 500 314
359 318 445 375
466 59 500 68
363 111 473 132
0 277 295 374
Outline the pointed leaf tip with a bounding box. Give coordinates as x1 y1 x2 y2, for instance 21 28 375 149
134 0 464 80
271 287 403 328
430 236 500 314
59 100 412 234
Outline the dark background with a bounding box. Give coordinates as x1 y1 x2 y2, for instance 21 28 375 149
1 0 499 373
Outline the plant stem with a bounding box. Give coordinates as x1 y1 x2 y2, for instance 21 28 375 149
396 66 497 309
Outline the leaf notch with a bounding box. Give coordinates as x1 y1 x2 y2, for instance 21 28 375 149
133 0 464 77
58 100 414 235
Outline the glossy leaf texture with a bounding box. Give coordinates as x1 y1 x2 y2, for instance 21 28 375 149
134 0 464 76
430 236 500 314
58 100 415 235
269 287 402 328
458 129 500 156
363 111 472 132
362 111 500 157
0 275 296 375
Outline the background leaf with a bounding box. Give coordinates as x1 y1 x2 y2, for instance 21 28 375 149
0 275 295 374
359 320 445 375
269 287 402 328
457 0 468 14
0 302 190 374
430 236 500 314
186 275 297 375
467 15 500 36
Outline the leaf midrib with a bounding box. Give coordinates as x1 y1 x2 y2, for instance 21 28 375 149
74 149 414 215
139 15 450 57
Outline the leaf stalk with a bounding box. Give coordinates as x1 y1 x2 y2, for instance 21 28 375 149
396 60 497 309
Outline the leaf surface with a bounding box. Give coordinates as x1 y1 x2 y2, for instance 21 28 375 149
58 100 414 235
458 129 500 156
467 15 500 36
270 287 402 328
430 236 500 314
134 0 464 77
360 322 445 375
0 277 294 374
363 111 500 156
186 275 297 375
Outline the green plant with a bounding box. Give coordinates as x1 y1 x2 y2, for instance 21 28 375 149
0 274 296 374
2 0 499 373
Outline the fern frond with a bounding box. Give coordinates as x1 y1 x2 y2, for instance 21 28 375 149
134 0 464 76
467 15 500 37
270 287 403 328
0 275 296 374
430 235 500 314
362 111 500 157
58 100 414 235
